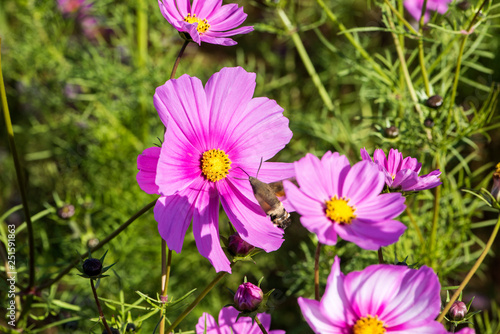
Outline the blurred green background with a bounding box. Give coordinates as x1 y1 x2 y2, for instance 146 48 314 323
1 0 500 332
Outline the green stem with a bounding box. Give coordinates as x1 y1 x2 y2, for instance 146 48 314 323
385 8 424 119
405 207 425 245
429 185 441 268
255 316 269 334
90 279 113 334
384 0 418 35
0 38 36 290
418 0 431 96
445 0 490 132
170 40 190 80
377 248 385 264
437 213 500 322
36 199 157 291
165 269 230 333
276 8 334 111
159 243 172 334
314 243 321 301
316 0 392 86
136 0 148 67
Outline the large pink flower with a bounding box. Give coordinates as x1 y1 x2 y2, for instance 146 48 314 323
404 0 452 23
158 0 253 46
298 256 476 334
196 306 285 334
361 148 442 192
283 152 406 250
137 67 294 273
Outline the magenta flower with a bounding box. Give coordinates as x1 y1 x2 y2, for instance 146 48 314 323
197 306 285 334
228 233 255 256
234 282 263 312
57 0 91 16
158 0 253 46
283 152 406 250
404 0 452 23
361 148 442 192
136 67 294 273
298 256 476 334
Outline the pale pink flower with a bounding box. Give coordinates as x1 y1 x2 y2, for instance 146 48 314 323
404 0 453 23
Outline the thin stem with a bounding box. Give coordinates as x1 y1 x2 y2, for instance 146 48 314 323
255 316 269 334
90 279 113 334
437 214 500 323
170 40 190 80
445 0 490 132
37 199 157 291
418 0 431 96
136 0 148 67
377 248 385 264
165 269 230 333
405 207 425 244
159 243 172 334
429 185 441 268
314 243 321 301
277 8 335 111
316 0 392 86
385 7 424 119
383 0 418 35
0 38 36 290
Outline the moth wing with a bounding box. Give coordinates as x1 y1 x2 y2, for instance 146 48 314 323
268 177 298 198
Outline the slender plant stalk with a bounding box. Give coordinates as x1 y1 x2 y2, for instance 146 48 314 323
165 269 230 333
384 0 418 35
137 0 148 67
316 0 392 86
377 248 385 264
170 40 190 80
37 199 157 291
255 316 269 334
276 8 334 111
405 207 425 244
429 185 441 268
418 0 431 96
90 279 113 334
437 214 500 323
445 0 490 132
314 243 321 301
385 8 424 119
0 38 36 290
159 244 172 334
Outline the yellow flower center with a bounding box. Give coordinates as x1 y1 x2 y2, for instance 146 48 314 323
352 315 386 334
325 196 356 224
201 149 231 182
184 13 210 34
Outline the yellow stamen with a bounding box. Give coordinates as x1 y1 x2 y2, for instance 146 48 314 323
325 196 356 224
201 149 231 182
352 315 386 334
184 13 210 34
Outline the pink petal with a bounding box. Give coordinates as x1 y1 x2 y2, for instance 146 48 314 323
292 153 331 201
360 147 372 161
403 170 442 191
200 35 237 46
204 26 254 38
337 218 406 250
196 312 221 334
355 192 406 221
219 180 284 252
180 21 203 44
393 169 419 189
158 0 184 29
136 146 161 194
282 179 325 217
206 4 246 27
191 0 221 19
320 151 351 196
342 161 385 205
298 298 341 333
401 155 421 173
192 181 231 273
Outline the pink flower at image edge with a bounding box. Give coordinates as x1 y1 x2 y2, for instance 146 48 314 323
404 0 453 23
196 306 285 334
298 256 475 334
158 0 254 46
137 67 294 273
283 152 407 250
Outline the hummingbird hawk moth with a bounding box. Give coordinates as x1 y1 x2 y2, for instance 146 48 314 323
237 165 295 230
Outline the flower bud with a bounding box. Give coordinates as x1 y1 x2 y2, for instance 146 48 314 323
449 301 467 321
234 282 263 312
424 117 434 128
384 126 399 138
228 233 255 255
83 258 103 277
57 204 75 219
426 95 443 108
492 163 500 202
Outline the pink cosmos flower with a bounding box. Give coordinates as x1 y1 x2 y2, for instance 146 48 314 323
158 0 253 46
136 67 294 273
196 306 285 334
298 256 476 334
404 0 453 23
361 148 442 192
283 152 406 250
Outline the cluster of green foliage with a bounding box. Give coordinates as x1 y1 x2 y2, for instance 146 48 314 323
1 0 500 333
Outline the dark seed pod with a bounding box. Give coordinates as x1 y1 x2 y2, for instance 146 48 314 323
424 117 434 128
83 258 103 277
384 126 399 138
426 95 443 108
126 323 137 332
